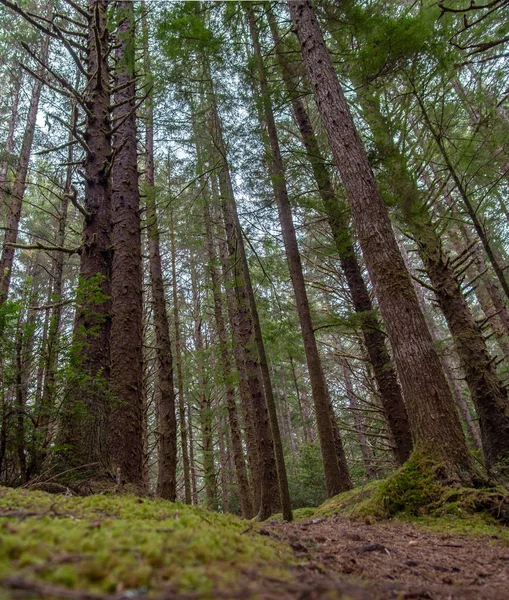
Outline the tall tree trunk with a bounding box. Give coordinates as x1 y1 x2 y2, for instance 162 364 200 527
0 36 49 305
62 0 113 472
143 6 177 501
360 90 509 470
207 94 280 519
267 6 412 465
289 0 475 482
203 192 253 517
248 4 350 497
190 257 217 510
169 207 191 504
109 0 144 487
0 66 22 217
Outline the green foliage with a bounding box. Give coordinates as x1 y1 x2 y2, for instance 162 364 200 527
0 487 293 596
286 442 328 509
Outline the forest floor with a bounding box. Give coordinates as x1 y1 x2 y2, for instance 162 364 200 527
0 481 508 600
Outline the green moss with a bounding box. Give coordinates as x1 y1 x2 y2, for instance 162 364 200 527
0 487 293 596
269 507 317 523
313 452 509 527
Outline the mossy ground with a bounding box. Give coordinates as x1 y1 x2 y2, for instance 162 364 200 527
0 487 293 597
312 452 509 541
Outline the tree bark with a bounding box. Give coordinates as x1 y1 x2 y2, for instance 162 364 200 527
142 5 177 501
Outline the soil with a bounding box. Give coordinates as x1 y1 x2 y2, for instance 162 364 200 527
248 515 509 599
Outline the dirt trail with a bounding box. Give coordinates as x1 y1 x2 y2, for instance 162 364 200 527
251 515 509 599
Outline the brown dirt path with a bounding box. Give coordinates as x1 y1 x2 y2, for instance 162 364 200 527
251 515 509 599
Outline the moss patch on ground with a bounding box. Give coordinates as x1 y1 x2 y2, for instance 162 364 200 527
313 453 509 539
0 487 293 597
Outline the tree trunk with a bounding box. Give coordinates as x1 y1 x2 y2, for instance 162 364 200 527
360 89 509 470
143 6 177 501
61 0 113 473
248 4 350 497
109 0 144 487
267 6 412 465
289 0 474 482
0 36 49 304
203 193 253 518
168 208 191 504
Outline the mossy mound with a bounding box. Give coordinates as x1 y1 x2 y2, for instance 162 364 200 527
314 453 509 527
0 487 293 597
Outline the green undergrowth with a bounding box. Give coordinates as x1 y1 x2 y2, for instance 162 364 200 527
313 453 509 540
0 487 293 597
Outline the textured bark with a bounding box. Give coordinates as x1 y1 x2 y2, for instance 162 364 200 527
361 91 509 469
109 0 144 487
203 195 253 518
62 0 113 470
0 37 49 305
169 209 192 504
267 7 412 466
399 240 483 451
143 7 177 500
289 0 474 481
248 5 350 498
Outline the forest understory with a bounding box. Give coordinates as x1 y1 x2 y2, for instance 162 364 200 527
0 480 508 600
0 0 508 597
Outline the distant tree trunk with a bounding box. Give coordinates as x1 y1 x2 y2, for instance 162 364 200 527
248 5 350 498
190 257 217 511
109 0 144 487
289 0 475 482
208 96 280 519
40 98 76 447
187 396 199 506
0 36 49 305
290 357 309 444
203 193 253 518
267 7 412 466
143 7 177 501
0 66 22 216
169 208 191 504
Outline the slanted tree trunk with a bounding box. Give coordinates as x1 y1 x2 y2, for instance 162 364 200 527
289 0 475 482
207 94 280 519
267 6 412 465
0 36 49 305
247 4 350 497
142 6 177 501
360 89 509 470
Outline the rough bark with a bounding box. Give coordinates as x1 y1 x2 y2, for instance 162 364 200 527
143 6 177 500
62 0 113 471
289 0 474 482
267 6 412 465
0 66 22 216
